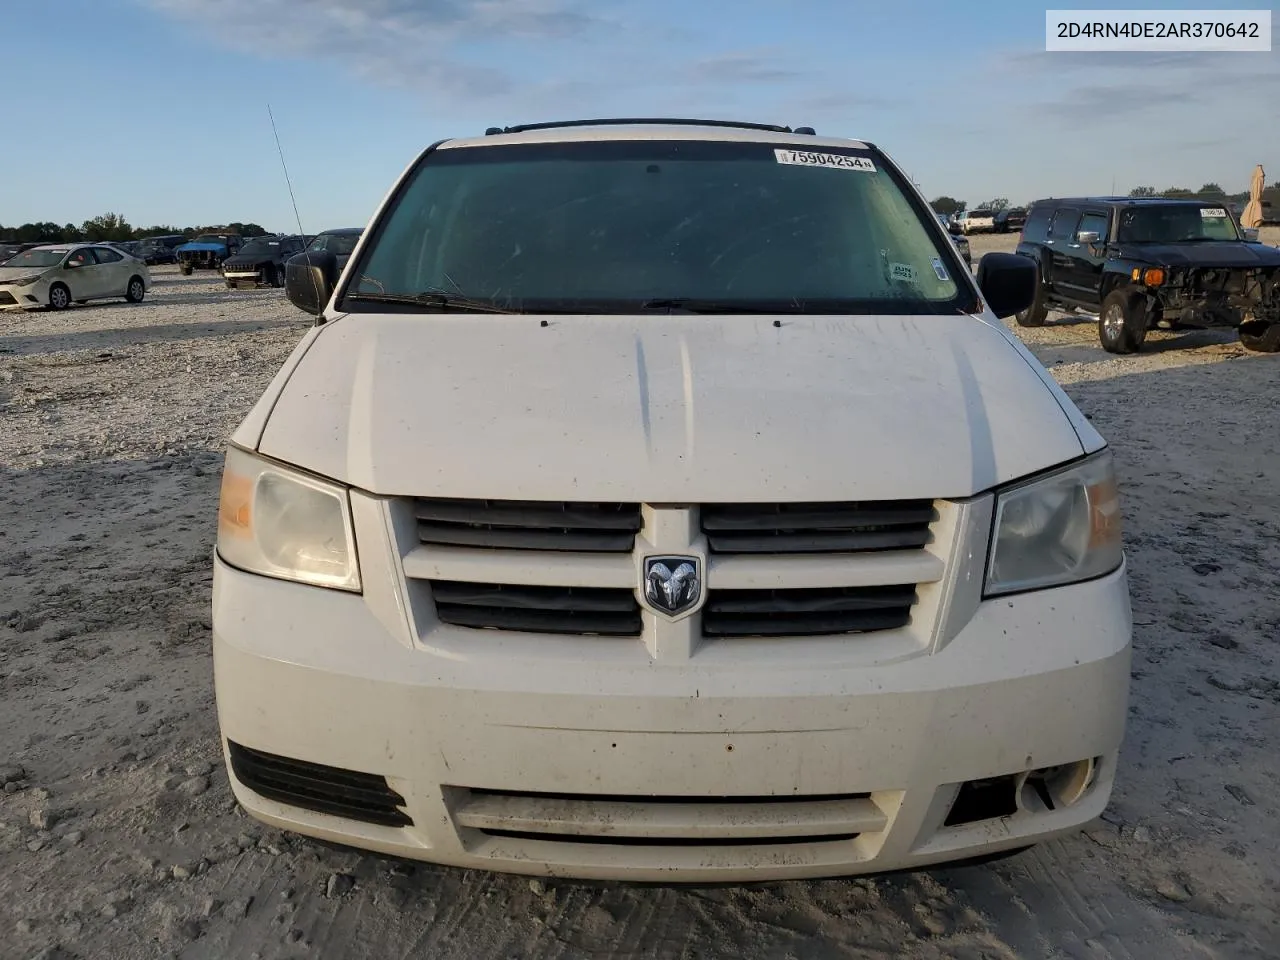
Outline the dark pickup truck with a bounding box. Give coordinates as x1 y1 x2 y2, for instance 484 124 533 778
1015 197 1280 353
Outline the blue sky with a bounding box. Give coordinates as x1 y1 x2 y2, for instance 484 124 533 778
4 0 1276 231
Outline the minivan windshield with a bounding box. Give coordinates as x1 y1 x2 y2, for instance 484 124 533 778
3 249 66 269
1116 204 1241 243
344 139 973 314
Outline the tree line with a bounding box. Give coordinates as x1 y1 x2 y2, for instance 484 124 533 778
929 182 1263 217
0 212 271 244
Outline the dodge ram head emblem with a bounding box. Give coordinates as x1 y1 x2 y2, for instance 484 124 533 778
643 556 701 617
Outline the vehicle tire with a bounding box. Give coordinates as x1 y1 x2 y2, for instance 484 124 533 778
48 283 70 311
1239 323 1280 353
1098 289 1149 354
126 276 145 303
226 280 236 290
180 264 193 276
269 265 283 288
1015 268 1049 327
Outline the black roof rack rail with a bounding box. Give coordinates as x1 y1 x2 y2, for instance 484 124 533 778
484 117 814 136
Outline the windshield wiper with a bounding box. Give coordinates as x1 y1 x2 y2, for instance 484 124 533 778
346 292 519 314
640 297 789 314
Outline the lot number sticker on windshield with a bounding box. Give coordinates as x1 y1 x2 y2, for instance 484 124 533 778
1200 207 1228 218
774 149 876 172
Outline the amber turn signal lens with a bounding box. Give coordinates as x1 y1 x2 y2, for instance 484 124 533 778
1087 474 1123 550
218 469 254 541
1141 268 1165 286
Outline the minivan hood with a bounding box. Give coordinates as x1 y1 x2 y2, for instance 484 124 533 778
1116 240 1280 268
256 314 1086 502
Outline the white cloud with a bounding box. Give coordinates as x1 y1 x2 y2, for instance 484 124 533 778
142 0 611 98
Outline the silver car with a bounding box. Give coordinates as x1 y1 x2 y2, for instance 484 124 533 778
0 243 152 311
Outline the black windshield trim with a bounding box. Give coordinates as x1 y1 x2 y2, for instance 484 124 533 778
337 137 977 316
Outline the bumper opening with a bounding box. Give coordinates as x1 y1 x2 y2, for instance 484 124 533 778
944 757 1099 827
228 741 413 828
477 829 862 847
450 786 887 848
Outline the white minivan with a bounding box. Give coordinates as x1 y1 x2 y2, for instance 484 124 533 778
213 120 1132 882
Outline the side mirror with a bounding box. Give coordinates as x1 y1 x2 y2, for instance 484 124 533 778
1242 227 1260 242
976 252 1037 319
1076 230 1100 245
284 251 337 316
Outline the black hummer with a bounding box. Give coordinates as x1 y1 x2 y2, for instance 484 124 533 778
1014 197 1280 353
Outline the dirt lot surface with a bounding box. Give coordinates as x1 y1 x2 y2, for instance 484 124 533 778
2 244 1279 959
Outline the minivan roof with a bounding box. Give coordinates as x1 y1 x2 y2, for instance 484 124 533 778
439 123 871 152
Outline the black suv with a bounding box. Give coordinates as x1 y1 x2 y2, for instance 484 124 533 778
994 208 1027 233
1014 197 1280 353
221 234 311 288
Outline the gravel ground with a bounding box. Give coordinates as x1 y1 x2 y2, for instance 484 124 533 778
1 252 1278 959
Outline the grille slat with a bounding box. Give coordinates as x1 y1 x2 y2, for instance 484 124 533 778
229 742 412 828
418 523 637 553
430 580 642 636
702 501 936 555
703 585 917 638
431 581 638 613
701 503 936 531
415 498 641 553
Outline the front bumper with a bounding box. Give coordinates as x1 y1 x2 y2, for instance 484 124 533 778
0 280 50 310
213 548 1132 882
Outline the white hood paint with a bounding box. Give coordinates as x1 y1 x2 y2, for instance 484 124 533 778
257 313 1086 502
0 266 49 282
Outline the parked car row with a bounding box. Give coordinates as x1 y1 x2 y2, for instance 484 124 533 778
947 207 1027 235
0 227 366 311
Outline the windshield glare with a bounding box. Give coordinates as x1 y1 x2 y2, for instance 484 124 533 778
1117 205 1240 242
346 140 971 314
4 249 65 268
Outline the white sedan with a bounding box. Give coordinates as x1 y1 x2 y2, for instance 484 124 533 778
0 242 152 311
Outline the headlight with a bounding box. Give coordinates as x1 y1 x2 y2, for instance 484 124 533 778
985 449 1123 597
216 446 361 591
7 274 43 287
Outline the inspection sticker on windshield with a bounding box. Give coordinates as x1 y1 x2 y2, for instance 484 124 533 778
889 262 917 283
930 258 950 281
1200 207 1228 218
774 149 876 172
